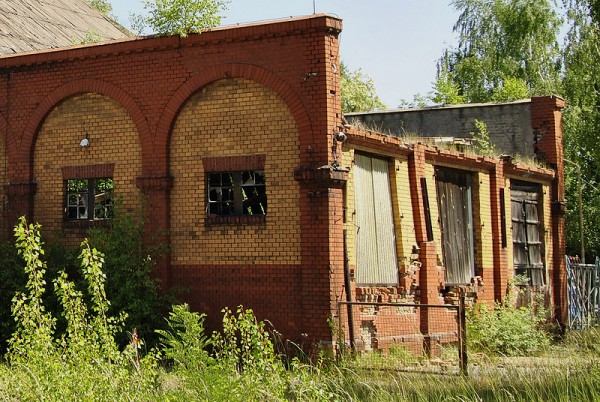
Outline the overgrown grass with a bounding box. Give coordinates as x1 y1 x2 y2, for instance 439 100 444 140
0 217 599 400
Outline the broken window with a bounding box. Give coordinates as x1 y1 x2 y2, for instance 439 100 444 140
510 180 544 286
207 170 267 216
354 153 399 285
65 178 114 221
435 167 475 285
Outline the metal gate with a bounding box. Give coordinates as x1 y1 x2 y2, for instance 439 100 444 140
567 256 600 329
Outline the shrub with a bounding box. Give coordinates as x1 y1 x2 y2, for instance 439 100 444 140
87 207 172 349
0 242 26 354
467 301 551 356
2 217 159 400
156 303 212 370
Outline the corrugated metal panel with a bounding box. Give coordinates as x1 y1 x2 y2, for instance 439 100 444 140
354 154 398 285
371 157 398 284
435 168 475 285
511 182 544 286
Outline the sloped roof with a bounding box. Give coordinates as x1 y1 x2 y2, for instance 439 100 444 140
0 0 130 55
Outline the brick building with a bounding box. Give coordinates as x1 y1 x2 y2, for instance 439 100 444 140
0 14 566 350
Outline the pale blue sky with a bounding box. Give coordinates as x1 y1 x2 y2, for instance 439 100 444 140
110 1 460 108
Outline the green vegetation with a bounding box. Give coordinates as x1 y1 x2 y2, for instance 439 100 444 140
426 0 600 261
87 0 113 16
0 216 598 400
340 62 387 113
436 0 562 103
129 0 229 36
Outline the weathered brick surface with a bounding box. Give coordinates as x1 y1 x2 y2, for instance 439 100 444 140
33 93 142 247
0 15 346 343
170 78 301 265
0 13 566 348
341 100 565 350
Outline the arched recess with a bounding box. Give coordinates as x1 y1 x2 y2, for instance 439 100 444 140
169 77 302 265
153 63 313 175
31 91 144 246
21 78 151 180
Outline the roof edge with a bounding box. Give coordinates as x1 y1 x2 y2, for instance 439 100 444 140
0 13 342 68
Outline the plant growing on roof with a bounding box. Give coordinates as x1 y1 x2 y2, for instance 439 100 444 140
130 0 230 37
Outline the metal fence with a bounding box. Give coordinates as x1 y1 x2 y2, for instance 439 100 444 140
336 299 467 375
567 256 600 329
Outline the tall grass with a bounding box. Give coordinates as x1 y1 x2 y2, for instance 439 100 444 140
0 217 599 400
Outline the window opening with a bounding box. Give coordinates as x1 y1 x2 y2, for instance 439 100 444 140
207 170 267 216
65 178 113 221
510 181 544 286
435 167 475 285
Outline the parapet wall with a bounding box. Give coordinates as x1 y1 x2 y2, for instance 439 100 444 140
346 100 534 157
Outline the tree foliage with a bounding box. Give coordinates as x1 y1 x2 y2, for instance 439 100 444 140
340 62 387 113
87 0 112 16
434 0 600 259
437 0 562 103
130 0 229 37
562 1 600 260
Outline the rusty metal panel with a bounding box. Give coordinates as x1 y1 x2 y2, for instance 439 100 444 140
511 181 544 286
435 168 475 285
354 154 398 285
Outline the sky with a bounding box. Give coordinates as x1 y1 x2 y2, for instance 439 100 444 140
109 1 460 108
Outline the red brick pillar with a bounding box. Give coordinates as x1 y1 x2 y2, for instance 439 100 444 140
408 145 443 340
136 175 173 291
4 182 36 238
490 160 508 303
531 96 566 324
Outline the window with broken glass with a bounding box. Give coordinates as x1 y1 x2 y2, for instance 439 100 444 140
207 170 267 216
65 178 114 221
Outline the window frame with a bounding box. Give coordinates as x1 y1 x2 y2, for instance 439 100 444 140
207 170 267 217
61 163 115 228
64 177 114 222
510 180 545 286
435 167 476 286
202 155 267 226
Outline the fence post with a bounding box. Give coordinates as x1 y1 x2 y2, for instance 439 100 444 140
458 292 468 376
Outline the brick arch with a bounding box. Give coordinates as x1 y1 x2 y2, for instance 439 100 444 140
153 63 313 175
21 78 151 179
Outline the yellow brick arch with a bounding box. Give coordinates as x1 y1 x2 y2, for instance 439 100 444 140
169 78 301 265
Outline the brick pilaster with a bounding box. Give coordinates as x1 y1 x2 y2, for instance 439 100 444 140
4 182 36 238
136 175 173 290
490 161 508 303
531 96 567 324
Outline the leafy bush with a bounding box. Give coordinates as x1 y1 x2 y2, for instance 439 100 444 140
467 301 551 356
2 217 159 400
87 207 172 349
212 306 281 375
0 242 26 354
156 303 212 370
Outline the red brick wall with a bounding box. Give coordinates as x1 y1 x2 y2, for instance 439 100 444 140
531 96 567 323
0 15 345 343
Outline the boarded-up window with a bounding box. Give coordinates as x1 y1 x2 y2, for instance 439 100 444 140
435 168 475 285
354 154 398 285
511 181 544 286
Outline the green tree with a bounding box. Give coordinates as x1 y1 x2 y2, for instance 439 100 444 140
87 0 112 16
130 0 229 37
437 0 563 103
340 62 387 113
562 1 600 260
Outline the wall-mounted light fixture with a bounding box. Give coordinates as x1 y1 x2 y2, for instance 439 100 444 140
334 131 347 143
80 133 89 148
